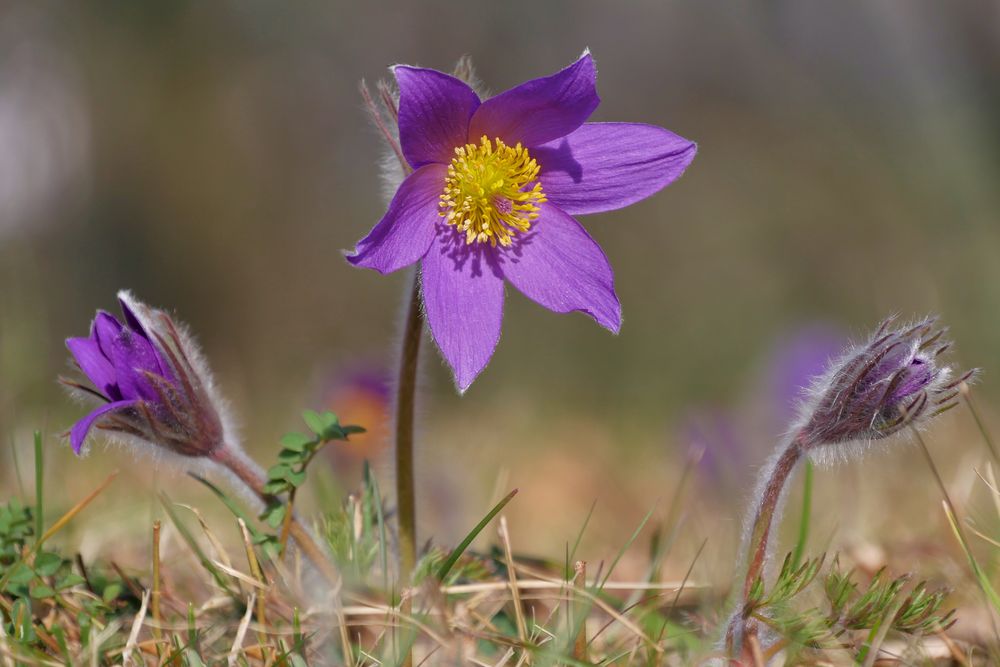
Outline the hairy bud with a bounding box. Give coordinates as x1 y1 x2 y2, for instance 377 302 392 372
795 316 975 458
62 291 232 458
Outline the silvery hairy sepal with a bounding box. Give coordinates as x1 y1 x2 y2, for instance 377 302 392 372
61 290 237 460
793 316 975 460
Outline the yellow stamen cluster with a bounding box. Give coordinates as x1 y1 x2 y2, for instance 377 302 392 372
439 136 546 247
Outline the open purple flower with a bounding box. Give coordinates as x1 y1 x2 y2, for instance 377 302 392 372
62 291 228 458
347 51 696 390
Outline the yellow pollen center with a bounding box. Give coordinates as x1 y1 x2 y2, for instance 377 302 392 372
438 135 546 247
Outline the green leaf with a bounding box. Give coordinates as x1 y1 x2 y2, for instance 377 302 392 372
279 449 303 462
7 562 35 585
102 582 123 603
342 425 366 436
302 410 326 436
264 480 289 494
280 432 312 452
262 504 287 529
268 464 293 481
436 489 518 582
285 469 307 488
30 585 56 599
56 573 86 590
34 551 63 576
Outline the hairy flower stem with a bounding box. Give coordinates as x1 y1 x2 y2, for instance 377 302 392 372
395 273 423 582
211 446 340 587
726 432 805 659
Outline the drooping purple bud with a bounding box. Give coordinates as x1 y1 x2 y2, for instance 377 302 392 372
61 291 231 458
795 316 975 452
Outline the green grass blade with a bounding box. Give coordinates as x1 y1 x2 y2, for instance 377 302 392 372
188 473 269 544
365 462 389 593
11 434 25 499
33 430 43 543
567 499 597 579
436 489 518 581
791 459 813 569
943 500 1000 614
599 503 657 589
159 493 239 598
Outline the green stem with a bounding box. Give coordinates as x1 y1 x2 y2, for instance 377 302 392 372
791 459 813 569
396 273 423 581
34 430 43 543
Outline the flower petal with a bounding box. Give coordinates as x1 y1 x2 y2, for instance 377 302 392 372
535 122 697 215
468 52 599 148
66 337 119 400
92 311 123 358
421 230 505 392
117 292 174 380
346 164 448 274
108 326 166 402
500 203 621 332
70 400 137 455
394 66 480 167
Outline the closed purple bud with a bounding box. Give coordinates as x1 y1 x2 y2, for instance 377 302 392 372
62 291 231 458
795 316 975 454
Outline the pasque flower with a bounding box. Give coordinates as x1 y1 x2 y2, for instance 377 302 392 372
795 316 973 456
62 292 342 585
62 291 230 458
725 316 976 660
347 51 697 390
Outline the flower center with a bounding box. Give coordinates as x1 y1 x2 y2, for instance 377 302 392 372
439 136 546 247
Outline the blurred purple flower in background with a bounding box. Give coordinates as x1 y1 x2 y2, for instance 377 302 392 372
680 409 743 485
347 51 697 390
681 323 845 484
767 324 846 427
62 291 230 458
320 364 392 476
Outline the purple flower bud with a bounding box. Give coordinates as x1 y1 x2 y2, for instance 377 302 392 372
795 316 975 452
62 291 230 458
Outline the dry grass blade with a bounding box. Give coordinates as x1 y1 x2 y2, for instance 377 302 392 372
0 608 14 667
498 516 527 646
123 589 151 667
175 502 234 570
237 518 270 656
151 520 162 642
571 561 587 662
38 470 119 549
228 593 256 667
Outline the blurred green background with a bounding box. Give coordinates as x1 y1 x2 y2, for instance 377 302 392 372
0 2 998 576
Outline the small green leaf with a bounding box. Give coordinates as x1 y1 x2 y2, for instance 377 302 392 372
280 432 312 452
30 585 56 599
302 410 326 436
34 551 63 576
264 479 289 494
7 561 36 585
279 449 303 462
342 425 366 436
285 470 307 488
56 573 86 590
268 464 293 481
102 582 123 603
262 504 287 529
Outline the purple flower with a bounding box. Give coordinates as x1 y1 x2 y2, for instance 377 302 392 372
767 324 846 425
796 317 975 452
347 52 696 390
62 291 228 458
